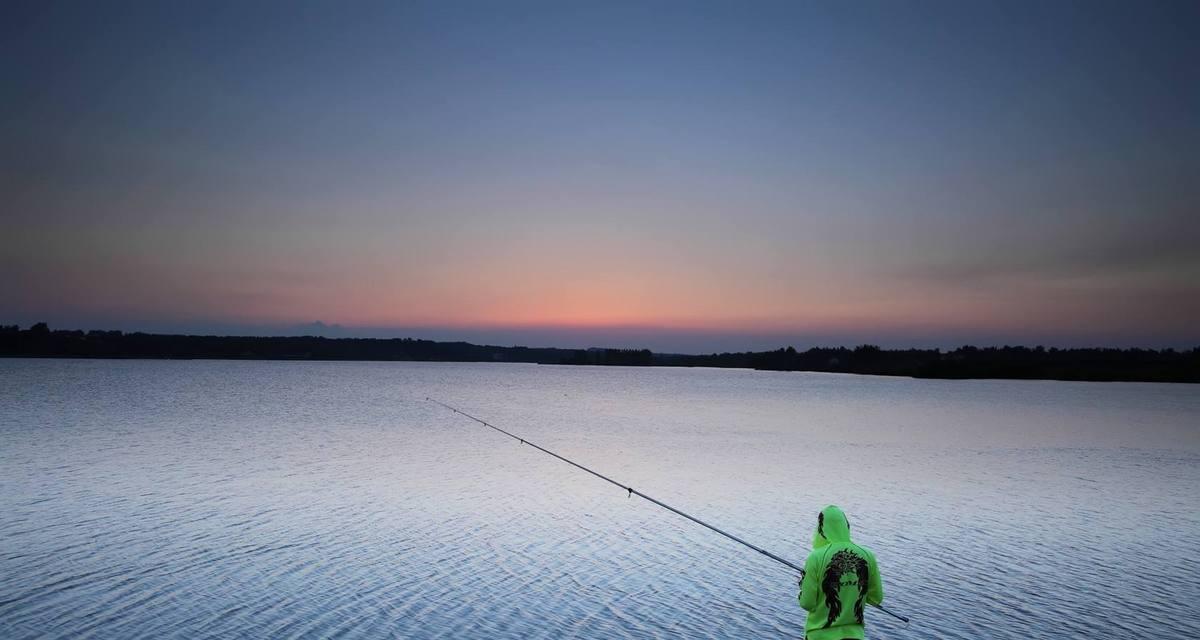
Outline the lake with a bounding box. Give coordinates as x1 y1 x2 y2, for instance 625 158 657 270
2 359 1198 638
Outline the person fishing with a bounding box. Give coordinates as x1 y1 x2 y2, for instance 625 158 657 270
797 505 885 640
429 399 908 626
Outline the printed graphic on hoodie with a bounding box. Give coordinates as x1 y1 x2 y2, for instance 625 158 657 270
822 549 870 627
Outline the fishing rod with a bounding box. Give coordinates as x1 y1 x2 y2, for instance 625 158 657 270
429 398 910 624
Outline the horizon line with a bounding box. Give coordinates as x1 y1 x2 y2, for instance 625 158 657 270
6 321 1196 356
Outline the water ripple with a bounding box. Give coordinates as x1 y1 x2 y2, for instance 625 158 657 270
2 359 1198 638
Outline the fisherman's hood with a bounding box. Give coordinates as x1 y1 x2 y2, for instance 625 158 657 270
811 505 852 549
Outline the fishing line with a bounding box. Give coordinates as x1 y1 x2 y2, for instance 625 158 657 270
429 397 910 624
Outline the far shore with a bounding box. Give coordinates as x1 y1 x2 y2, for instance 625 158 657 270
3 324 1196 384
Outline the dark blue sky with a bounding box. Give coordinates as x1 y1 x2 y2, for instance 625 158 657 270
3 1 1198 352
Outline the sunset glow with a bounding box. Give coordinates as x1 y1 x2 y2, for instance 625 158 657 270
3 2 1197 352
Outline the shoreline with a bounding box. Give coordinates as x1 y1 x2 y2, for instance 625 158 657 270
3 352 1197 384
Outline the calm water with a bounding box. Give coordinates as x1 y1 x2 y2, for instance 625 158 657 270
1 359 1198 639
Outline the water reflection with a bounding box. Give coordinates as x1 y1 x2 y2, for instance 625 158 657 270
1 360 1197 638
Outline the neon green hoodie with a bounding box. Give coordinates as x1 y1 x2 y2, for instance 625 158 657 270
797 506 884 640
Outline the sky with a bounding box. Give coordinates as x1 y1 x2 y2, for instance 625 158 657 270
2 1 1198 353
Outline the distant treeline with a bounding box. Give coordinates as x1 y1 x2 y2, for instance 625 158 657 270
0 323 651 366
658 344 1199 383
2 323 1196 383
